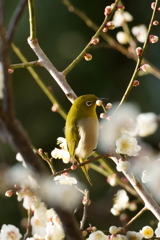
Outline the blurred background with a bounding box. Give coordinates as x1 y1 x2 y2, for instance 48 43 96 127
1 0 160 233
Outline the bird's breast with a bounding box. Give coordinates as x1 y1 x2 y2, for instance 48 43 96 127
75 117 99 159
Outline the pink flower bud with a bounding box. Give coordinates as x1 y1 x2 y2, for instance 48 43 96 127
8 69 14 74
90 38 99 45
151 2 156 10
106 103 112 109
139 64 151 72
153 20 159 25
104 6 112 16
100 113 107 119
133 80 140 87
102 27 108 32
71 165 77 170
84 53 92 61
5 190 14 197
149 34 159 43
38 148 43 154
157 7 160 11
136 47 142 56
106 21 115 30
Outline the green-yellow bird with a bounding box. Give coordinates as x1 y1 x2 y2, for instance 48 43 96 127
65 94 99 185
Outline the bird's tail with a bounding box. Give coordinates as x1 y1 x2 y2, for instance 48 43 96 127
79 158 92 186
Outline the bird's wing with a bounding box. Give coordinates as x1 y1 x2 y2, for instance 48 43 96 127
65 124 80 159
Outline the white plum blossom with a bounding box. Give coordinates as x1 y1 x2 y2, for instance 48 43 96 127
126 231 143 240
116 133 141 156
88 230 108 240
0 224 22 240
51 137 70 163
110 189 129 216
155 222 160 237
116 32 129 44
116 159 131 172
16 152 27 168
111 234 128 240
17 175 40 210
113 11 133 27
137 112 158 137
132 25 147 43
109 226 122 234
31 201 48 238
54 174 77 185
100 103 140 153
140 226 154 239
45 222 64 240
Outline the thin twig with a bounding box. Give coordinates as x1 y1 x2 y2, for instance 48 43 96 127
124 206 147 229
52 154 110 177
7 0 28 44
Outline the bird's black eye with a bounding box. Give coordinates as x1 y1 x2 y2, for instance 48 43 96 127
86 101 93 107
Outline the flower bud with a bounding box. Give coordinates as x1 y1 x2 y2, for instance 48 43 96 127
157 7 160 11
84 53 92 61
153 20 159 25
106 103 112 109
139 64 151 72
100 113 107 119
104 6 112 16
8 69 14 74
102 27 108 32
106 21 115 30
5 190 14 197
151 2 156 10
82 231 88 237
136 47 142 56
149 34 159 43
38 148 43 154
96 99 103 106
71 165 77 170
133 80 140 86
92 226 97 232
90 38 99 45
116 32 129 44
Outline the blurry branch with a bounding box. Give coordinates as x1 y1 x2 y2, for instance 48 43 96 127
27 0 77 103
124 206 147 228
62 0 120 75
53 207 84 240
7 0 28 44
0 2 47 174
114 0 160 114
111 156 160 221
11 43 67 119
0 5 14 117
62 0 160 79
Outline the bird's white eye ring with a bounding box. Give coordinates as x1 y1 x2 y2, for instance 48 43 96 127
86 101 93 107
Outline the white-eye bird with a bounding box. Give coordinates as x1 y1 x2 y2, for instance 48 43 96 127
65 94 99 185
